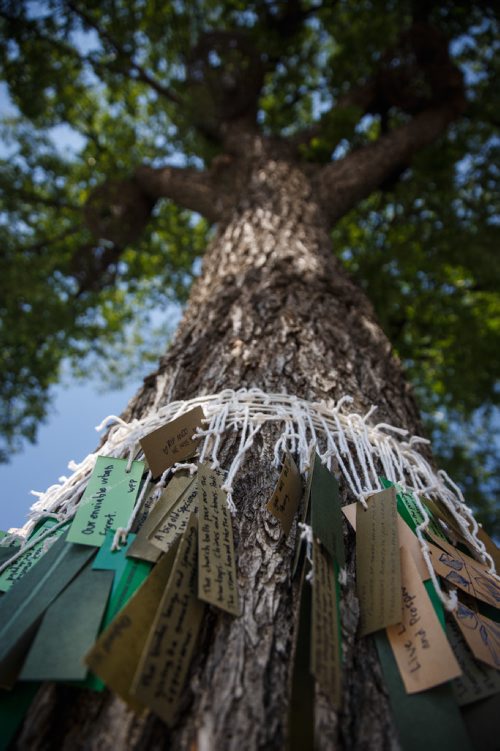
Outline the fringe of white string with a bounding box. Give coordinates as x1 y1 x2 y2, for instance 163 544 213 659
2 388 497 611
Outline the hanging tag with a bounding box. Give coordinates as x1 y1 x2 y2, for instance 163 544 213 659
427 538 500 609
198 464 241 616
446 616 500 706
292 445 315 578
386 547 461 693
131 514 205 725
66 457 144 548
311 537 342 708
85 541 179 711
148 477 198 553
310 453 345 567
127 472 194 563
266 451 302 537
452 600 500 670
139 406 204 478
343 502 430 581
356 488 402 635
0 520 68 593
380 479 447 542
20 564 114 682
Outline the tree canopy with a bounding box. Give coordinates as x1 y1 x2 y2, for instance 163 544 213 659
0 0 498 529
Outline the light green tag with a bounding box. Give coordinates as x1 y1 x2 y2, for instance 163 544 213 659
380 478 446 541
0 520 68 593
66 457 144 547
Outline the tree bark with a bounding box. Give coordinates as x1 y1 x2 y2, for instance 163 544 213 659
16 151 426 751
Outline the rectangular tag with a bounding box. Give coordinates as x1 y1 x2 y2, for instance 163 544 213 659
343 502 430 581
311 538 341 707
356 488 402 635
292 445 315 578
446 616 500 706
139 406 204 478
386 547 461 693
149 478 198 553
452 600 500 670
380 479 446 542
127 473 194 562
427 539 500 609
266 451 302 536
131 514 205 725
131 481 157 533
85 542 179 711
198 464 240 616
66 457 145 548
0 520 68 593
20 564 114 682
476 527 500 572
310 453 345 567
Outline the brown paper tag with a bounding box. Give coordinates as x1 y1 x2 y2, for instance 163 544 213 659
198 463 240 616
127 473 194 562
356 488 402 635
139 407 204 478
476 527 500 573
266 451 302 536
343 501 429 581
131 514 205 725
446 615 500 706
386 547 461 693
85 542 179 711
427 539 500 609
452 600 500 671
311 538 341 707
148 478 198 553
422 498 472 546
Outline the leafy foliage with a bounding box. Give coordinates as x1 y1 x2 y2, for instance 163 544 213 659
0 1 498 527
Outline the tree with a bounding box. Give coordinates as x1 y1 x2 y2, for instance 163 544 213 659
0 1 499 749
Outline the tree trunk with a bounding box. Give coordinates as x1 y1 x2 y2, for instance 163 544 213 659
16 154 425 751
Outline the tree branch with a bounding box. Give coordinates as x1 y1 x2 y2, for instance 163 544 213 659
65 1 183 106
314 98 465 227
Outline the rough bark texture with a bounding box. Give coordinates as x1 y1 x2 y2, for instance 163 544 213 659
14 143 430 751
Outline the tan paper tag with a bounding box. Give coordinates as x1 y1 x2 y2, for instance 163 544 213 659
387 547 461 693
139 406 204 478
127 473 194 562
427 539 500 609
422 498 471 545
85 543 179 711
266 451 302 536
476 527 500 572
198 463 241 616
131 514 205 725
343 501 430 581
311 538 341 707
148 478 198 553
356 488 402 635
446 615 500 706
452 600 500 671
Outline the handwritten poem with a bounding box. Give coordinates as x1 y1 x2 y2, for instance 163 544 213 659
266 451 302 536
140 407 204 478
198 463 241 616
311 538 341 707
149 478 198 553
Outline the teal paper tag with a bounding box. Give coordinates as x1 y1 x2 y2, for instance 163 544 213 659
0 520 68 593
66 457 144 548
310 453 345 567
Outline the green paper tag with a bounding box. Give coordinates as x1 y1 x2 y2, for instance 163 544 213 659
66 457 144 548
20 564 114 682
380 478 446 541
310 452 345 567
0 682 39 751
0 520 68 593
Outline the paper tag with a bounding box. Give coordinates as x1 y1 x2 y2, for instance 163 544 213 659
0 520 68 593
446 616 500 706
427 539 500 609
20 565 114 682
381 479 446 542
127 473 194 562
139 407 204 478
311 538 341 707
67 457 144 547
452 600 500 670
198 464 240 616
386 547 461 693
149 478 198 553
131 514 205 725
310 453 345 567
85 542 179 711
289 563 314 750
131 481 157 533
343 502 430 581
422 498 469 544
266 451 302 536
292 444 315 578
476 527 500 573
356 488 402 635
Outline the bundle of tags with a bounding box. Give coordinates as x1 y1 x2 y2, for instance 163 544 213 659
0 405 499 750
